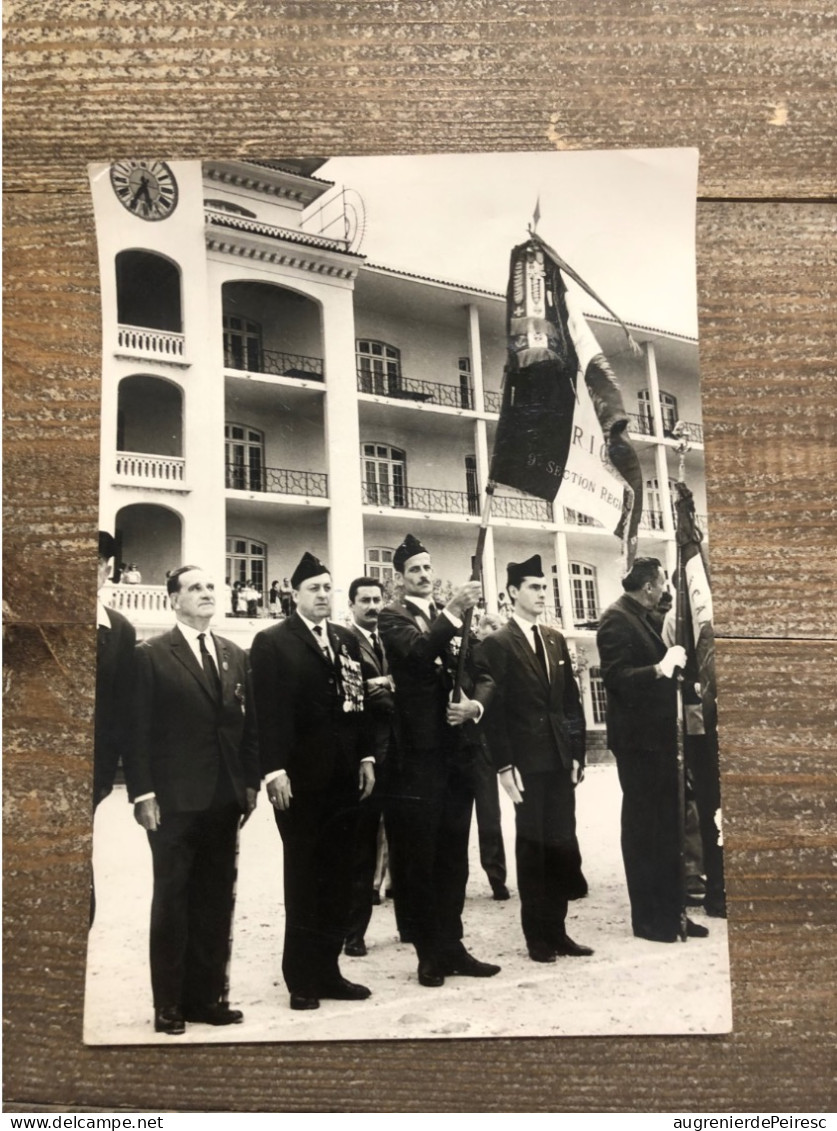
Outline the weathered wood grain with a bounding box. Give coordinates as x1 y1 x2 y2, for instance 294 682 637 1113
3 1 836 199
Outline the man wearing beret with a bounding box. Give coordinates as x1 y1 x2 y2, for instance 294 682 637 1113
250 552 376 1011
379 533 500 988
480 555 593 963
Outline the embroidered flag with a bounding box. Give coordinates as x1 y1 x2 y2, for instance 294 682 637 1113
490 237 644 565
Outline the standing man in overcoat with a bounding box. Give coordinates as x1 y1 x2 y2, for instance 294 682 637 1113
481 555 592 963
379 533 500 988
344 576 396 957
250 552 376 1011
125 565 260 1035
596 556 709 943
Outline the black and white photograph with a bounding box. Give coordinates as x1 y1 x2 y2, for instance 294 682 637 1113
84 148 731 1045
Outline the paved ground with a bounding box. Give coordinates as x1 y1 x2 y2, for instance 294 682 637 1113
84 764 731 1044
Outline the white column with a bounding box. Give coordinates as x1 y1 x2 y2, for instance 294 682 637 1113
467 304 484 411
322 285 365 608
553 530 575 633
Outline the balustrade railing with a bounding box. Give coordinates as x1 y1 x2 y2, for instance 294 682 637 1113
225 464 328 498
483 390 502 414
103 584 171 617
357 368 474 409
117 324 185 359
491 494 554 521
224 346 324 380
115 452 186 484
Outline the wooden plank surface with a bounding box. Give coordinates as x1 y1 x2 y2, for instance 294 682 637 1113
3 0 835 1113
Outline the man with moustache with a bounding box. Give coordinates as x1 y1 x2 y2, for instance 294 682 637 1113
126 565 260 1035
379 533 499 988
250 552 376 1011
480 555 592 963
597 556 709 943
343 576 396 957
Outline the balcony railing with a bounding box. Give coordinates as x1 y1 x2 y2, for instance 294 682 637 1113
115 452 186 485
103 584 171 618
492 494 554 522
226 464 328 498
563 508 603 528
225 346 324 380
627 413 704 444
484 390 502 414
639 509 666 531
627 412 655 437
357 368 475 410
117 324 185 360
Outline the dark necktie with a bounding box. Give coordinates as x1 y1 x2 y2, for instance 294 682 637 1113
198 632 222 701
371 631 384 667
532 624 548 677
428 602 438 622
313 624 332 662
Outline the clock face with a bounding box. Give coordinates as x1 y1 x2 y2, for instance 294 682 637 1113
110 160 179 221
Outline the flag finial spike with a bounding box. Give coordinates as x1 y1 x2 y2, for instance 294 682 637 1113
528 195 541 236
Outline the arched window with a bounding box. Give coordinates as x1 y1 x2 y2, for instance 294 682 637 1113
116 250 182 332
361 443 406 507
569 561 599 625
226 536 267 599
223 314 262 372
589 665 607 724
645 476 677 530
365 547 395 586
356 340 401 396
225 424 265 491
638 389 679 437
204 198 257 218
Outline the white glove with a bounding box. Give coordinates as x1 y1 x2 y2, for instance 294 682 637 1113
659 645 687 678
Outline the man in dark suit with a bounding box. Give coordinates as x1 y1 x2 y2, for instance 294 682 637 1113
344 576 395 958
250 552 375 1011
125 565 260 1035
481 555 592 963
596 556 709 943
92 532 136 925
95 531 136 809
379 533 500 988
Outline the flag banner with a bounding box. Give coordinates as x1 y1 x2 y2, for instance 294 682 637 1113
490 237 643 557
674 482 717 730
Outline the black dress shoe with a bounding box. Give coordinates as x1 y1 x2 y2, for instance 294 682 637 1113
344 938 368 957
417 958 445 987
183 1003 244 1025
686 918 709 938
154 1006 185 1035
290 993 320 1011
553 934 594 957
491 882 511 901
527 941 557 963
317 977 371 1001
439 948 501 977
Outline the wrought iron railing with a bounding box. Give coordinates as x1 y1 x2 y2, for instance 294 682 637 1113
356 368 474 409
639 509 666 531
627 412 655 436
563 508 603 528
483 390 502 414
361 483 476 515
117 324 185 359
226 464 328 497
492 494 554 522
224 346 324 380
115 452 186 484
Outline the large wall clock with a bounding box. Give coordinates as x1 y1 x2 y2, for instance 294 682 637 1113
110 160 179 221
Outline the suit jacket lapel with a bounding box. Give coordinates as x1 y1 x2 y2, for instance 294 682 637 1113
618 595 663 653
170 625 217 704
507 618 550 691
288 612 334 668
403 599 431 633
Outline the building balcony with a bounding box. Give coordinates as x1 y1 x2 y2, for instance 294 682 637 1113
225 463 328 498
224 346 324 381
115 452 187 487
102 583 171 621
627 413 704 444
117 324 186 363
484 390 502 414
357 369 475 411
362 483 552 522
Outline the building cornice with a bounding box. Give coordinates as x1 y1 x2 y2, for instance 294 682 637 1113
203 160 332 207
205 219 362 281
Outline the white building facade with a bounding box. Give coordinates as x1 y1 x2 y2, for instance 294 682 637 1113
91 159 706 753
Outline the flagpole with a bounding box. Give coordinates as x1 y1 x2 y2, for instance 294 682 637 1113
451 481 496 703
673 424 692 942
